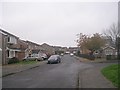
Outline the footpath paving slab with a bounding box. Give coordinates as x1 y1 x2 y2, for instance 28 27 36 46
2 61 47 77
78 62 117 88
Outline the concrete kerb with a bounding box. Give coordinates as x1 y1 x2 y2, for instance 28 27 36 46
2 61 47 77
75 56 119 63
74 56 91 62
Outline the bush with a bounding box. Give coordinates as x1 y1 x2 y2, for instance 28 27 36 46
77 54 95 60
106 55 112 60
106 55 117 60
8 57 19 64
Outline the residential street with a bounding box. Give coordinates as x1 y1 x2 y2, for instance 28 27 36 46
2 55 115 88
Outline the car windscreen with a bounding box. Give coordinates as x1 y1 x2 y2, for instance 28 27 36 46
49 55 58 60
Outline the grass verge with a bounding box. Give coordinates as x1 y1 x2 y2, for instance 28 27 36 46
16 60 38 65
101 64 120 87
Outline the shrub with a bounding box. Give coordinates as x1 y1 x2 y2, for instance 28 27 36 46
106 55 117 60
77 54 95 60
106 55 111 60
8 57 19 64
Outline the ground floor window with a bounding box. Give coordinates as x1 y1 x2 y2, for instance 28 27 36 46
7 50 9 57
7 50 15 58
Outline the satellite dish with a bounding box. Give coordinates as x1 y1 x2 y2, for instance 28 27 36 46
0 48 2 51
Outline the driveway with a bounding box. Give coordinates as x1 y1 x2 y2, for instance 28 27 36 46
2 55 116 88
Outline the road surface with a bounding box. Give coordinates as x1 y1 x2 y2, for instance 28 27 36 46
2 55 115 88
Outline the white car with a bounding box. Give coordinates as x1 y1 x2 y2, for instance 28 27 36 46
70 53 74 56
41 53 48 60
23 56 43 61
61 53 64 56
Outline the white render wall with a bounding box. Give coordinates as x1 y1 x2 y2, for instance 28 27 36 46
0 32 2 65
8 36 17 44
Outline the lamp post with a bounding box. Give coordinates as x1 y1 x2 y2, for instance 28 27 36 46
116 36 120 60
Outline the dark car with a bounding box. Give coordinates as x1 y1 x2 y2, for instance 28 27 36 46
47 55 61 64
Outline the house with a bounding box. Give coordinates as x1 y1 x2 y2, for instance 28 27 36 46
53 46 67 54
101 45 116 58
0 30 7 64
79 47 91 54
0 31 3 65
0 29 21 64
16 39 28 60
41 43 55 56
31 49 45 58
0 48 2 65
25 41 45 57
68 47 80 54
31 49 40 57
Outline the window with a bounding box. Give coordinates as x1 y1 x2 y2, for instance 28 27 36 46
105 49 113 55
8 37 10 42
7 50 9 57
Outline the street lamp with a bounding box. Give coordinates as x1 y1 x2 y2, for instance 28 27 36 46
116 35 120 60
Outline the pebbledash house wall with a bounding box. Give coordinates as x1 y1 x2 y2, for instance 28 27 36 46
0 31 7 65
0 29 21 65
0 32 2 65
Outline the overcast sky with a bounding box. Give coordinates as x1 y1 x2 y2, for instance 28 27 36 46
0 0 118 47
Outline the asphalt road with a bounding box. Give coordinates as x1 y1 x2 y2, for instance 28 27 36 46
2 55 116 88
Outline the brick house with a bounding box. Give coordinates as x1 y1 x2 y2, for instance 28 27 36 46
0 29 21 64
41 43 55 56
53 46 67 54
16 39 28 60
25 41 45 58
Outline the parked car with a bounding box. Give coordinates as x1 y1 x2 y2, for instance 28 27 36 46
47 55 61 64
61 53 64 56
40 53 48 60
70 53 74 56
23 55 43 61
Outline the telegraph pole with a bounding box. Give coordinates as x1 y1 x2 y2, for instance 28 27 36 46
116 36 120 60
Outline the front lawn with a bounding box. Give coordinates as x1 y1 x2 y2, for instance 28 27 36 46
101 64 120 87
16 60 38 65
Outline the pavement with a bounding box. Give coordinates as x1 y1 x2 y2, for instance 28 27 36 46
2 55 118 88
78 62 116 88
2 60 47 77
75 56 118 88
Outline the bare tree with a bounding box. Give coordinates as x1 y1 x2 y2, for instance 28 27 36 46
103 23 120 59
103 23 119 44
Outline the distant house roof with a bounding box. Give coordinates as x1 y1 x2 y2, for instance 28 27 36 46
26 40 40 46
0 29 19 38
41 43 51 47
103 45 115 50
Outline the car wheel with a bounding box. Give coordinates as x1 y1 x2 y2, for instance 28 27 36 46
48 61 50 64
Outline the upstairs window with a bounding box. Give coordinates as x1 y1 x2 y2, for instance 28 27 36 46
8 37 10 42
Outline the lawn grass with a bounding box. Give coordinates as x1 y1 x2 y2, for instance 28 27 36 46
16 60 38 65
101 64 120 87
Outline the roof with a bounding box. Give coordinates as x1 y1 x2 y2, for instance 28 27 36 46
41 43 51 47
103 45 115 50
26 40 40 46
0 29 19 38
